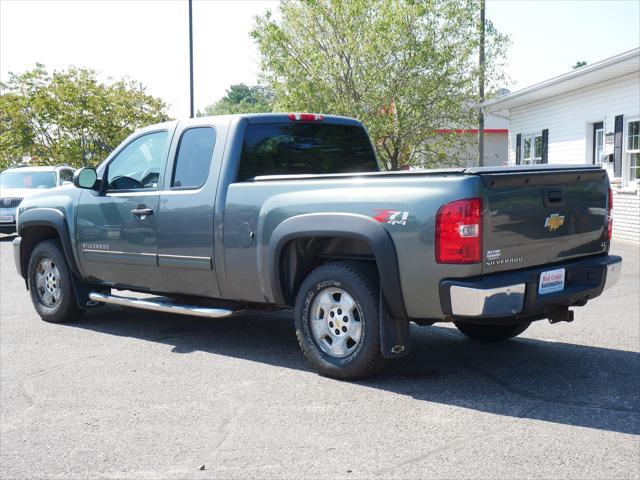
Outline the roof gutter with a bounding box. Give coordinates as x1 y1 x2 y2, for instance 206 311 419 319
481 47 640 111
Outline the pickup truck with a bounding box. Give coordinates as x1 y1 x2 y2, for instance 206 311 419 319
12 113 622 379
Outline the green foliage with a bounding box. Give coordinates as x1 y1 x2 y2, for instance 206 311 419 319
201 83 273 116
0 64 169 170
251 0 508 169
572 61 587 69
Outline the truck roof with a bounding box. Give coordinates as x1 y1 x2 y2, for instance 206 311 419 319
2 165 72 173
199 112 360 123
147 113 364 131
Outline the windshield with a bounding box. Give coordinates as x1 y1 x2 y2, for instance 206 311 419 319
0 171 57 189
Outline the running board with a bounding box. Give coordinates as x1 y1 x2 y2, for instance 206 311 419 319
88 291 238 318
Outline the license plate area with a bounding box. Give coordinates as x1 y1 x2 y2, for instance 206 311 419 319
539 268 565 295
0 215 14 223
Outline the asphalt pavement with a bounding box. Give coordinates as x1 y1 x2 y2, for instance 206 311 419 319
1 235 638 479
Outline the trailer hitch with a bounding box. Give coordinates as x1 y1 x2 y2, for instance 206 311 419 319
548 307 574 324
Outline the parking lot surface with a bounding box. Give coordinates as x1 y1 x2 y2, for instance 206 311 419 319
1 236 638 479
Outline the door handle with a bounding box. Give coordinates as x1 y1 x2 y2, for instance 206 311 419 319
131 207 153 218
542 188 564 207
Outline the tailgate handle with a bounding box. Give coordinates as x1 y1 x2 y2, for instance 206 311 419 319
543 188 564 207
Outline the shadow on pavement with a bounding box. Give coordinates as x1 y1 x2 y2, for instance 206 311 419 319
0 234 17 242
72 306 639 435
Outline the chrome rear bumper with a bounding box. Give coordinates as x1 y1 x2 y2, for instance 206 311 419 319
442 254 622 319
603 259 622 291
450 283 526 317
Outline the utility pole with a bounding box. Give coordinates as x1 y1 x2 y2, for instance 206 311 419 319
188 0 195 118
478 0 485 167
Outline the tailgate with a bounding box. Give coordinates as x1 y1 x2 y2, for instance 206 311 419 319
480 167 609 274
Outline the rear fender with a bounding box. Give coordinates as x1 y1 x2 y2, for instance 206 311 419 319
262 213 410 357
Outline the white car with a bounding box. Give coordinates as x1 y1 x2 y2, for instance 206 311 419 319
0 165 75 234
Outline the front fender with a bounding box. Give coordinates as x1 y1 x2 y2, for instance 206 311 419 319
17 208 81 278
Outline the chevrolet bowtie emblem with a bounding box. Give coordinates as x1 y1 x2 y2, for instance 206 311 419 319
545 213 565 231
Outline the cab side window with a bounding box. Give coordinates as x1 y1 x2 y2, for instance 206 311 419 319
106 131 168 191
171 127 216 189
59 169 74 184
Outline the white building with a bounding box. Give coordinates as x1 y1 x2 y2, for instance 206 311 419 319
432 110 509 167
481 48 640 243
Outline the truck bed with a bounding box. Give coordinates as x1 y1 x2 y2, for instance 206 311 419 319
251 164 602 182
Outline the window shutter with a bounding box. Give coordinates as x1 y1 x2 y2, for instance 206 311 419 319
614 115 623 177
515 133 522 165
541 129 549 164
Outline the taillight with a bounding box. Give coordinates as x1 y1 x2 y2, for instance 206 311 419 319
288 113 324 121
607 187 613 240
436 198 483 264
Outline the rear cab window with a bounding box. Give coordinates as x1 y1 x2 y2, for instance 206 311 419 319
238 122 378 181
171 127 216 189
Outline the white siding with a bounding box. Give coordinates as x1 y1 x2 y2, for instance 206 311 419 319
425 132 507 167
612 189 640 243
507 72 640 165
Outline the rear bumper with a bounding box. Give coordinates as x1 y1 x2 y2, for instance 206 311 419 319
440 254 622 322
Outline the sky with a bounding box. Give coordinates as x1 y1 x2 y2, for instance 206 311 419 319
1 0 639 119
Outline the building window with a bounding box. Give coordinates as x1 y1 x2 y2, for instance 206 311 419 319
593 123 604 166
522 133 543 165
627 120 640 185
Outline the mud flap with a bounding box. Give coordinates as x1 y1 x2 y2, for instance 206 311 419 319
70 274 103 310
379 293 411 358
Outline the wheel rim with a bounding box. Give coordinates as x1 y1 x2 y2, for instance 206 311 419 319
35 257 62 308
309 287 363 358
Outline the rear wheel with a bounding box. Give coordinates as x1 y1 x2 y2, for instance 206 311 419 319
294 261 384 380
27 239 84 323
454 321 530 342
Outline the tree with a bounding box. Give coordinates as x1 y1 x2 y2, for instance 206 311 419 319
572 61 587 69
0 64 169 170
251 0 508 170
201 83 273 116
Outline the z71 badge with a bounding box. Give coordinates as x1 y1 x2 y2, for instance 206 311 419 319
373 209 409 226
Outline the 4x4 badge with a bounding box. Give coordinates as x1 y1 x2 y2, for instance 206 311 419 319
373 209 409 226
544 213 565 231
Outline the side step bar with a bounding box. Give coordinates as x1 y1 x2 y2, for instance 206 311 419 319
88 291 238 319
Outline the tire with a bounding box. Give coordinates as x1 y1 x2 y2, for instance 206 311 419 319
454 321 530 342
294 261 385 380
27 239 85 323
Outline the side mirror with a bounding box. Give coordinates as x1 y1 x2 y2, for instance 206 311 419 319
73 167 98 190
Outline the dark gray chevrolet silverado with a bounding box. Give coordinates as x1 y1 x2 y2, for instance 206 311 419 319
12 113 622 379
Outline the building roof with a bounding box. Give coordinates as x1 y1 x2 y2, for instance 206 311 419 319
481 47 640 112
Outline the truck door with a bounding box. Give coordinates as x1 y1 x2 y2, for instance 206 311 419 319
76 130 171 290
155 124 222 297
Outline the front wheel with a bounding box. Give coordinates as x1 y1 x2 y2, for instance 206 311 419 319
454 321 530 342
27 239 84 323
294 261 385 380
